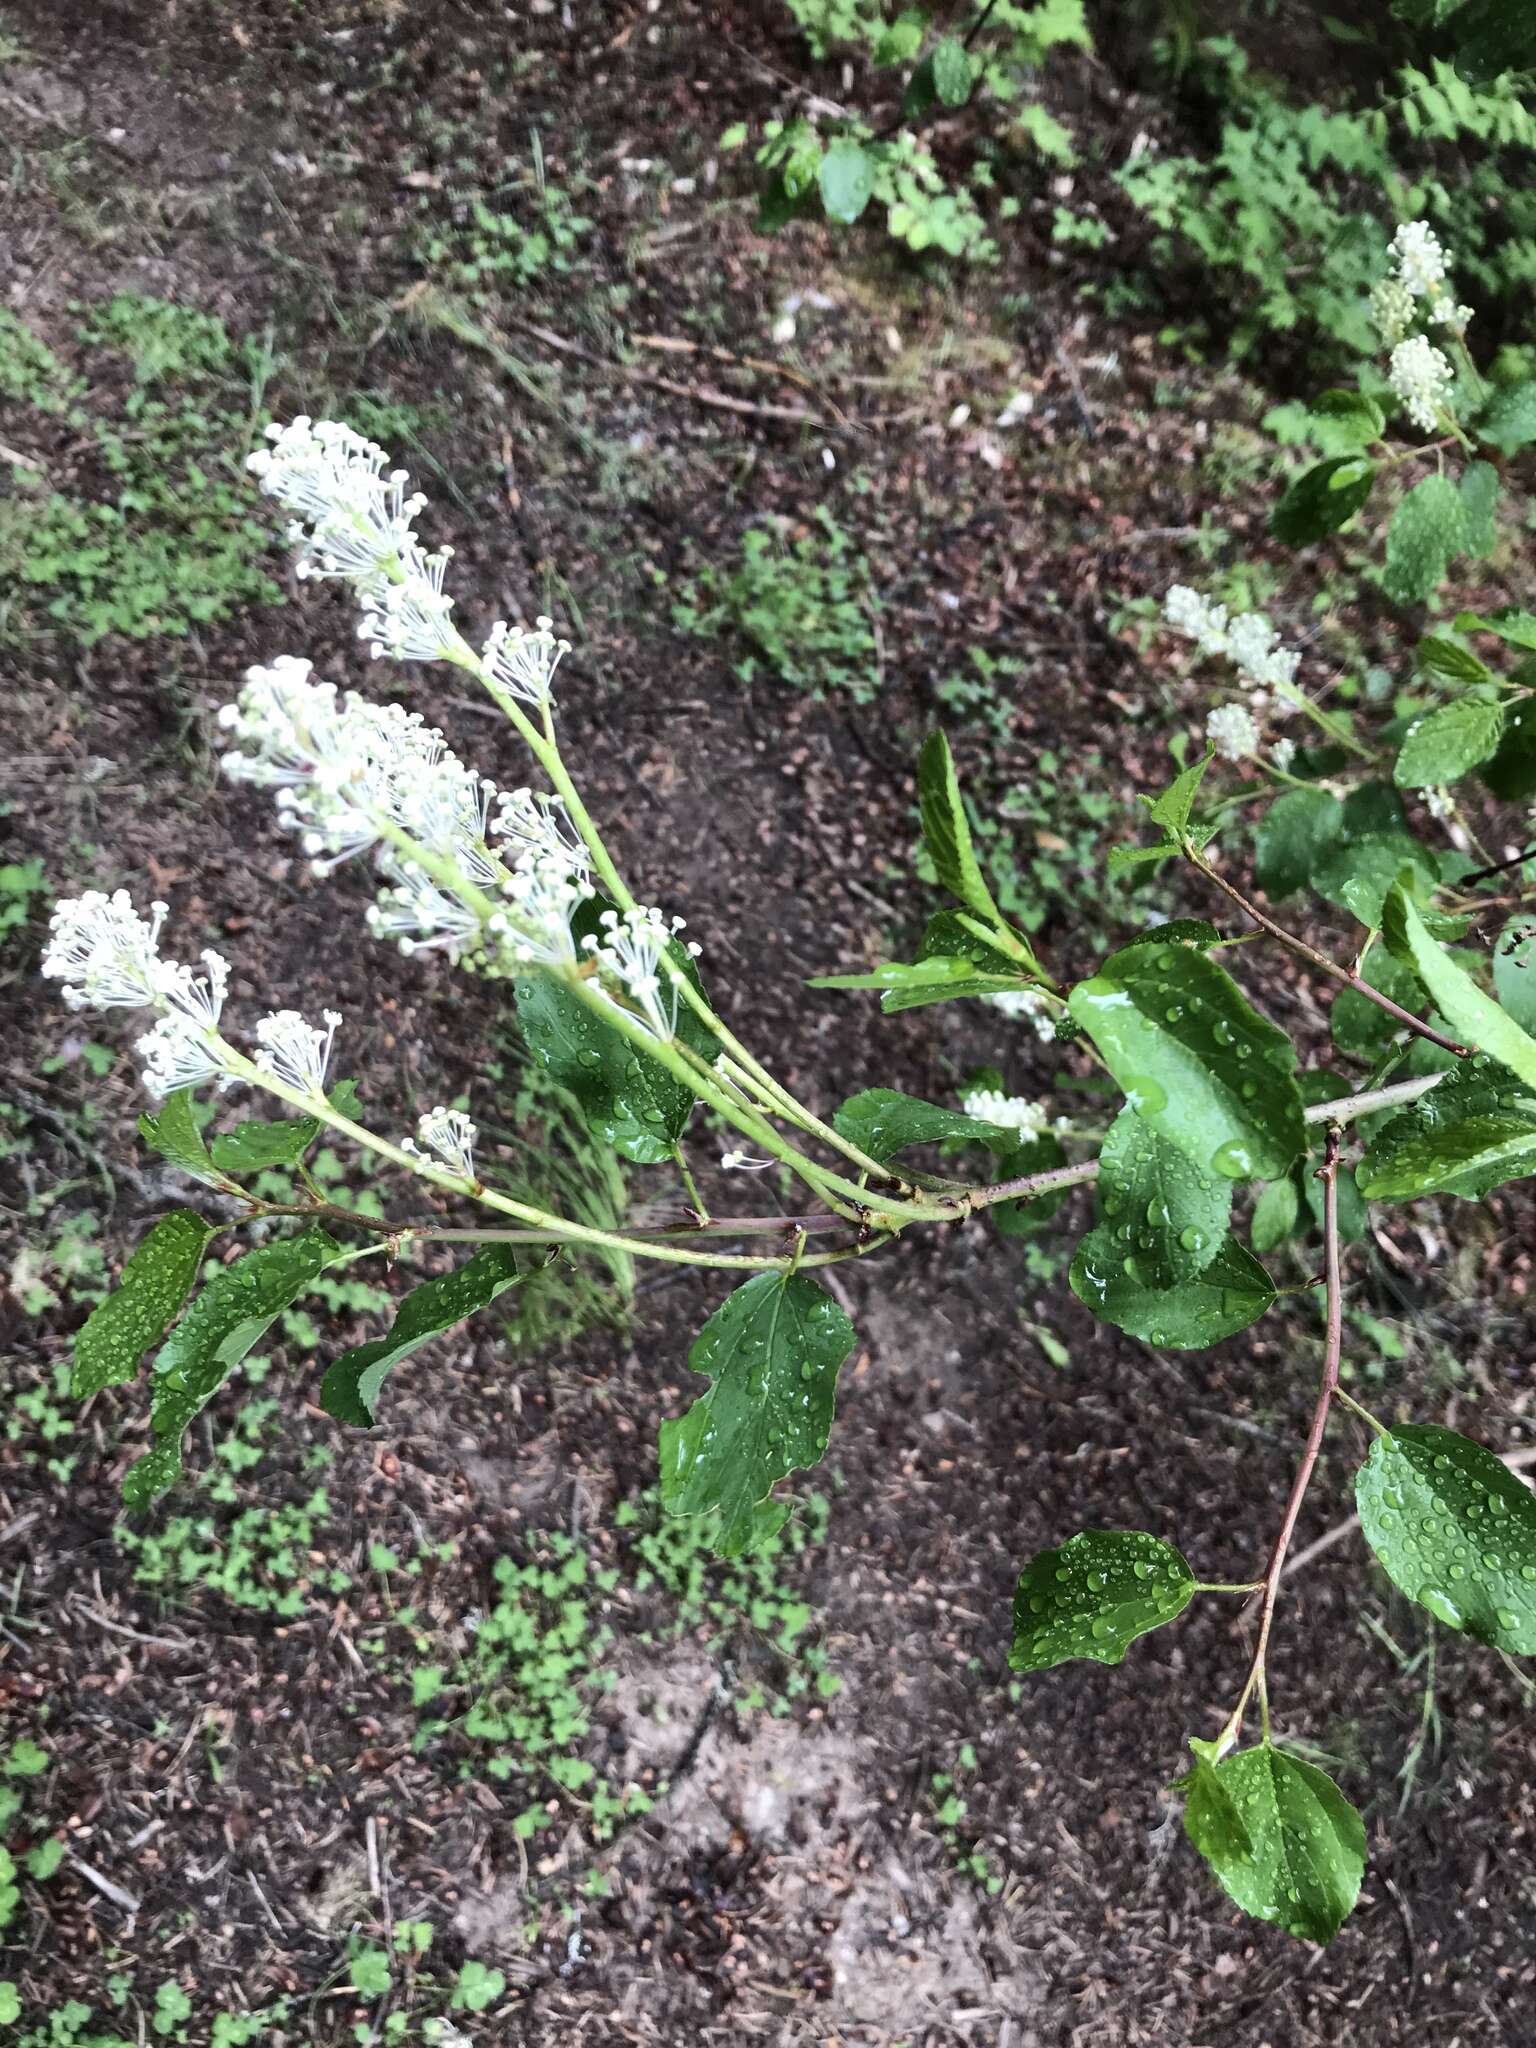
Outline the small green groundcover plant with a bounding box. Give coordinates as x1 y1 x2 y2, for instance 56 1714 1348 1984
40 224 1536 1945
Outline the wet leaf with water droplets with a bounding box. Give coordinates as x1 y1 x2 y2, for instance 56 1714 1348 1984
832 1087 1018 1165
1070 1231 1275 1349
137 1089 222 1187
1357 1055 1536 1202
1384 885 1536 1090
1092 1107 1231 1289
123 1229 343 1508
1356 1423 1536 1654
321 1247 526 1427
917 730 1007 932
1009 1530 1195 1672
72 1212 213 1399
1066 944 1305 1182
659 1273 856 1556
1186 1745 1364 1944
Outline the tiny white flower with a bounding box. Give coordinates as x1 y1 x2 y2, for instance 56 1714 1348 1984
1163 586 1230 658
1389 334 1455 433
1270 736 1297 774
253 1007 341 1099
357 543 461 663
136 1013 237 1097
581 905 699 1041
42 890 171 1012
987 987 1055 1040
1370 276 1416 348
404 1106 479 1181
1206 702 1260 762
1391 220 1449 300
248 417 427 588
1424 785 1454 822
721 1149 773 1171
479 616 570 708
962 1088 1048 1142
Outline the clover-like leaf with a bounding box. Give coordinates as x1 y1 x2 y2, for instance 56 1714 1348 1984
1384 885 1536 1088
122 1228 342 1508
1185 1745 1364 1944
1092 1107 1231 1288
72 1212 213 1399
1010 1529 1195 1672
659 1272 856 1556
322 1246 526 1427
1356 1423 1536 1652
1068 942 1305 1181
1070 1231 1275 1347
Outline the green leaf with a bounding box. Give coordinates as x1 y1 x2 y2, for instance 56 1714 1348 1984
322 1247 525 1426
1331 952 1426 1058
1249 1174 1301 1253
1357 1423 1536 1652
1384 473 1467 605
1254 787 1342 899
1494 916 1536 1034
514 898 714 1164
1456 607 1536 652
1092 1108 1231 1287
1459 460 1499 558
210 1115 322 1174
1271 456 1376 545
1394 696 1505 788
818 140 874 225
931 36 974 104
1417 634 1491 684
1479 694 1536 801
1067 944 1305 1181
1009 1530 1195 1672
1070 1231 1276 1347
1384 885 1536 1086
1119 918 1221 952
122 1229 342 1508
659 1273 856 1555
1146 750 1214 837
1357 1054 1536 1200
809 955 1029 1012
1186 1746 1364 1944
138 1090 222 1186
1314 829 1436 927
832 1087 1016 1164
902 51 938 117
1310 388 1386 449
1475 380 1536 454
923 907 1038 973
918 730 1004 928
72 1212 213 1399
1177 1742 1252 1865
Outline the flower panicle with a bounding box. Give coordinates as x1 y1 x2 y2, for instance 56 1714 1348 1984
582 905 701 1043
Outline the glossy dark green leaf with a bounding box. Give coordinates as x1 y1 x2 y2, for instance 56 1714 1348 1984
513 898 714 1164
72 1212 213 1399
818 139 874 224
123 1228 342 1507
1067 944 1305 1181
832 1087 1016 1164
1394 697 1505 789
1254 787 1342 899
1119 919 1221 952
1450 0 1536 80
918 730 1004 928
1384 885 1536 1088
1009 1530 1195 1672
1177 1741 1252 1865
210 1115 322 1174
1249 1174 1301 1253
322 1247 524 1426
1384 474 1466 605
138 1090 222 1186
1187 1746 1364 1944
1357 1053 1536 1200
1271 455 1376 545
1493 917 1536 1034
1093 1108 1230 1287
1474 380 1536 454
922 908 1038 973
1300 1160 1368 1240
1357 1423 1536 1652
1309 388 1385 448
1479 696 1536 801
1070 1231 1276 1347
659 1273 856 1555
809 956 1028 1012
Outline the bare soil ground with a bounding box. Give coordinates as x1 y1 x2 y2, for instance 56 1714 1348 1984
3 3 1536 2043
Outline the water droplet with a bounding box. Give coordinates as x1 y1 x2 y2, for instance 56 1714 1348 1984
1239 1079 1259 1102
1126 1075 1169 1115
1418 1585 1463 1627
1211 1139 1253 1178
1179 1226 1205 1253
1212 1019 1235 1047
1482 1551 1502 1570
1497 1610 1518 1633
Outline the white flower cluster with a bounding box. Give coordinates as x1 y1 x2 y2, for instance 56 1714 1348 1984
582 905 701 1043
962 1087 1054 1143
218 658 592 970
987 986 1055 1040
1388 333 1455 434
41 890 340 1102
1370 223 1469 432
1163 588 1300 695
1206 702 1259 763
249 418 571 707
403 1106 479 1182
